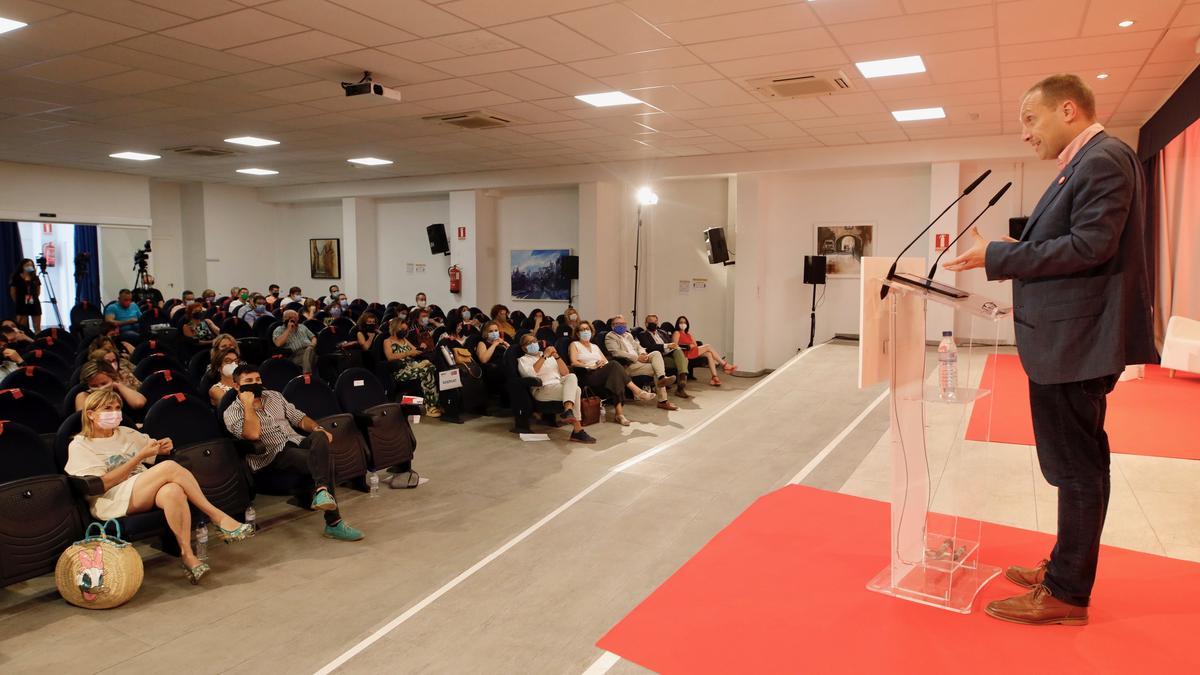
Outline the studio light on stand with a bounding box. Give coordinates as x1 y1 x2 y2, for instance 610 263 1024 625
632 186 658 327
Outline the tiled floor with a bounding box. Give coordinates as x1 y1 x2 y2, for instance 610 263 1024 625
1 341 1194 674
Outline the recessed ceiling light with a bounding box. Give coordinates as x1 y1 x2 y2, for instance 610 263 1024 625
0 17 27 34
1096 73 1110 80
1117 20 1134 28
236 168 278 176
347 157 393 166
225 136 279 147
892 107 946 122
109 151 161 161
575 91 644 107
855 55 926 79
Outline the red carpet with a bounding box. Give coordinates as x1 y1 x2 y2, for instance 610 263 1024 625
966 354 1200 460
597 486 1200 674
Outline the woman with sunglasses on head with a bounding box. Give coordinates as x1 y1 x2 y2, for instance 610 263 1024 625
66 390 252 584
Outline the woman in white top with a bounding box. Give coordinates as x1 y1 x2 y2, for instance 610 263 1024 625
65 389 252 584
207 346 242 407
517 333 595 444
569 321 654 426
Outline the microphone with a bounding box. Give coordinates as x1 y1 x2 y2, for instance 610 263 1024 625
880 169 990 299
926 181 1013 280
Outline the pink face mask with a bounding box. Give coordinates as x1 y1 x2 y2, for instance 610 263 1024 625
95 411 122 430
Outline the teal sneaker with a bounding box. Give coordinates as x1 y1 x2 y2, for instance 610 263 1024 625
311 488 337 511
323 520 364 542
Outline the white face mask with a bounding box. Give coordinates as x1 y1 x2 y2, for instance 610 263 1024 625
417 300 427 308
221 363 238 377
95 410 122 430
579 330 592 341
678 323 688 331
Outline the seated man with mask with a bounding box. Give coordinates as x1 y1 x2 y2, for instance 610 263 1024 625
224 364 363 541
239 294 271 326
272 309 316 372
604 315 678 410
638 314 690 399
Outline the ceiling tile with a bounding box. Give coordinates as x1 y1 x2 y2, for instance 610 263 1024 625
489 101 570 123
679 79 759 106
328 49 450 84
923 47 998 84
135 0 243 19
859 127 908 142
689 27 837 63
395 78 488 101
626 0 813 24
840 27 994 62
161 9 307 50
438 0 606 26
996 0 1088 44
13 54 130 83
257 0 418 46
428 48 554 77
516 64 609 95
626 85 707 111
84 69 189 94
491 17 613 62
205 67 319 89
554 4 677 54
899 0 990 12
329 0 476 37
1148 24 1200 62
43 0 191 31
709 47 848 80
228 31 362 65
262 80 337 102
419 90 519 113
810 0 904 25
117 34 269 73
0 12 144 54
0 0 68 23
1080 0 1183 36
820 91 889 115
829 5 993 44
431 30 518 55
378 39 463 62
656 4 821 44
467 71 563 100
999 50 1149 78
600 64 725 90
768 97 837 120
80 45 230 81
571 47 700 78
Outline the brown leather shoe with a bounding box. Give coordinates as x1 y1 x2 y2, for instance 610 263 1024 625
984 584 1088 626
656 400 678 411
1005 559 1049 589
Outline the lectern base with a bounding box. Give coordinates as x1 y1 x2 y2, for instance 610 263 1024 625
867 542 1001 614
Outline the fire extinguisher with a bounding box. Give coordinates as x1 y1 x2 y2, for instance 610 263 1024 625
448 265 462 294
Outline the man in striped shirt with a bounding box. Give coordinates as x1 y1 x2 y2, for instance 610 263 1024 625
223 364 363 541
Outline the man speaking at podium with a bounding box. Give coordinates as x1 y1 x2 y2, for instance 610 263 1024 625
944 74 1157 626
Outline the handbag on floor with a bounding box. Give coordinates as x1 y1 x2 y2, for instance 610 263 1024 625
580 388 602 426
55 520 144 610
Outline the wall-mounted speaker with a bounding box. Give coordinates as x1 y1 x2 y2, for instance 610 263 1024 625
803 255 827 285
562 255 579 280
704 227 730 265
427 223 450 255
1008 216 1028 241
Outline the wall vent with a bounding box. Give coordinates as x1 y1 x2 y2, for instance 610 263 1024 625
165 145 237 157
747 69 853 100
423 110 514 130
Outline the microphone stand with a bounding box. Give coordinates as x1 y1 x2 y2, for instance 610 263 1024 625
925 182 1013 282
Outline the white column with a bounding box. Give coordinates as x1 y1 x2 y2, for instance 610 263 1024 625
732 174 768 373
578 181 626 319
926 162 960 341
342 197 378 300
446 189 497 309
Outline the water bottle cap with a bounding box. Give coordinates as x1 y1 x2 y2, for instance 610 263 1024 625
942 331 952 336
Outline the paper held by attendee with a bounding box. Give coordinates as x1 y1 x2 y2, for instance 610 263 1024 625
519 433 551 442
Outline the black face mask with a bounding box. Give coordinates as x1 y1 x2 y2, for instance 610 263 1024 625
646 322 658 331
241 383 264 397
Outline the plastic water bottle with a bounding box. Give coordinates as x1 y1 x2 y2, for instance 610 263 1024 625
244 505 256 533
193 525 209 561
367 471 380 497
938 330 958 401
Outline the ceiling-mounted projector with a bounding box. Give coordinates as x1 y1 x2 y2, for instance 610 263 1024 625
341 71 402 102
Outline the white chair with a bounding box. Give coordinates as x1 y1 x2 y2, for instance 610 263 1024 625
1161 315 1200 377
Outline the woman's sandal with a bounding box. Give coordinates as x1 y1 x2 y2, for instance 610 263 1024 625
215 522 254 543
614 414 631 426
182 561 210 585
635 389 656 401
722 363 737 374
710 376 722 387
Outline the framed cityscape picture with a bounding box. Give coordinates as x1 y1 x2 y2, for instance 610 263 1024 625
510 249 571 301
814 223 874 277
310 238 341 279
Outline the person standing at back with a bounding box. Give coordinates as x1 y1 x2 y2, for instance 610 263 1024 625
945 73 1157 626
8 258 41 333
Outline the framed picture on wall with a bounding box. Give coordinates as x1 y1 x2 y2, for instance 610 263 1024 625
310 238 341 279
814 223 874 277
511 249 571 301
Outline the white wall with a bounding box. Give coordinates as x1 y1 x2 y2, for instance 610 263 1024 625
642 177 733 354
756 165 933 367
98 225 151 303
201 183 279 294
495 187 579 316
375 195 451 307
0 161 151 226
148 181 184 298
275 201 342 294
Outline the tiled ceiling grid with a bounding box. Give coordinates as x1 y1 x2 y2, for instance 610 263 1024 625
0 0 1197 186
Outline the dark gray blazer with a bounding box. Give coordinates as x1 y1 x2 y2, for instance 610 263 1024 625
985 131 1158 385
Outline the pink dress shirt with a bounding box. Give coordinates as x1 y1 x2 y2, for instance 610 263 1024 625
1057 122 1105 169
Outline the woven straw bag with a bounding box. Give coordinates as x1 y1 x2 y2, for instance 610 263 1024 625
55 520 144 609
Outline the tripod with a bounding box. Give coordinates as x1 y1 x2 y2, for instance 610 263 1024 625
37 263 64 328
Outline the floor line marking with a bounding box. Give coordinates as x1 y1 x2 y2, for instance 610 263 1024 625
582 651 621 675
315 345 827 675
789 388 889 485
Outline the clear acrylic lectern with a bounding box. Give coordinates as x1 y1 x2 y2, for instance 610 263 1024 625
859 257 1012 613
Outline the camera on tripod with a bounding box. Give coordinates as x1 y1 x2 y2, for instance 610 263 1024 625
35 254 49 274
133 240 151 270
